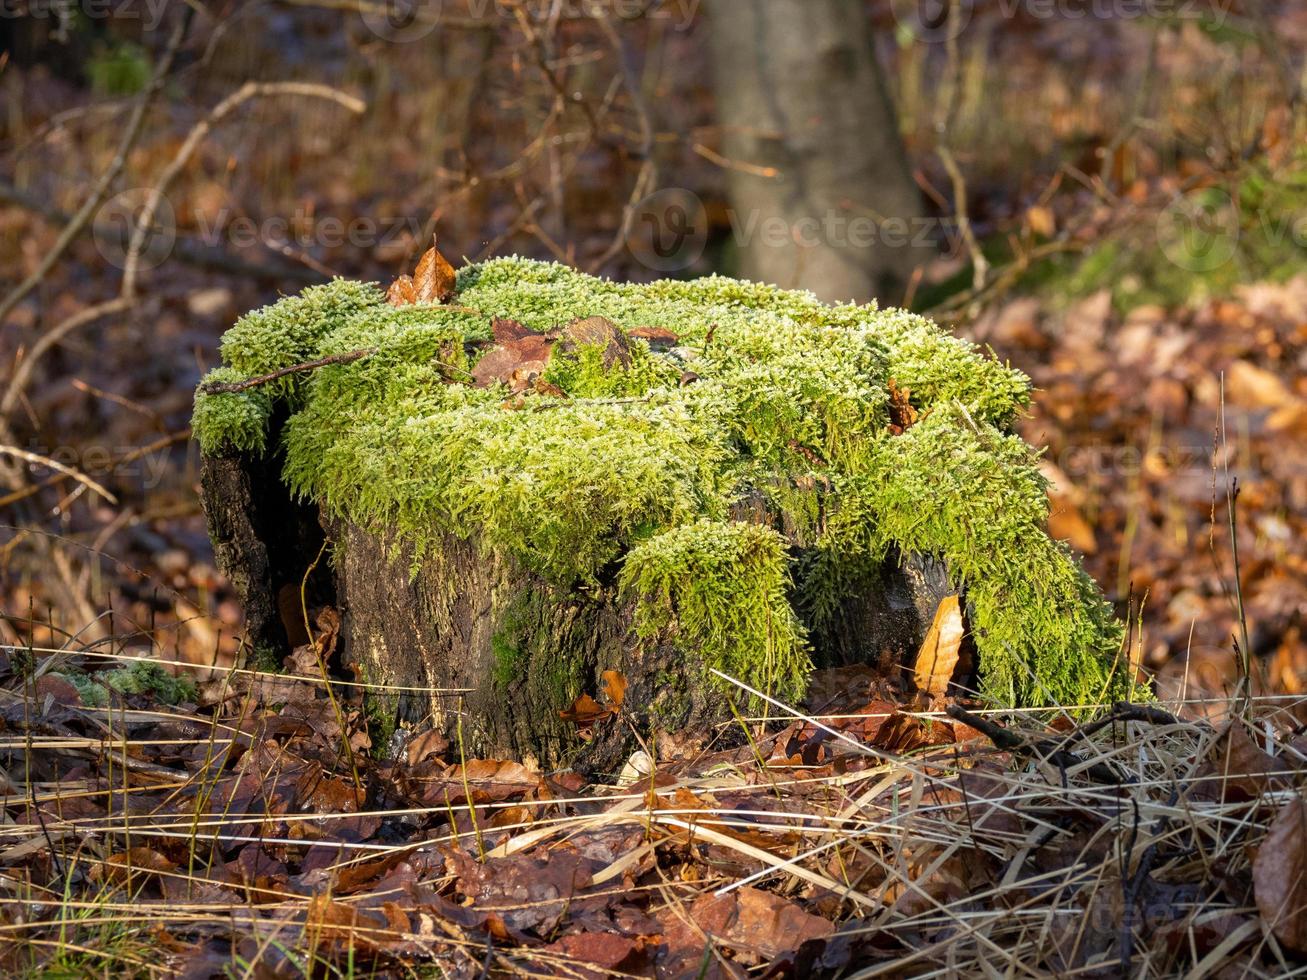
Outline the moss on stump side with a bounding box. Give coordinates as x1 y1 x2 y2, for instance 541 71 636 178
194 258 1143 763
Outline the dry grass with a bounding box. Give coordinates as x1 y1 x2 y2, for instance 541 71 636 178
0 641 1302 978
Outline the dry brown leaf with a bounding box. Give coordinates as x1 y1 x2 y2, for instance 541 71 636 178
600 669 627 709
662 887 832 967
97 847 177 885
405 728 450 765
887 378 918 435
1254 795 1307 952
559 693 612 728
628 325 679 349
413 241 457 304
1193 722 1282 802
386 274 416 307
913 595 964 697
1225 359 1299 410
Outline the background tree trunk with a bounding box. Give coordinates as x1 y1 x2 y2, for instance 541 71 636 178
705 0 929 305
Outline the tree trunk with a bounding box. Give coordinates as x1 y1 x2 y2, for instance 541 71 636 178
201 445 959 774
705 0 929 304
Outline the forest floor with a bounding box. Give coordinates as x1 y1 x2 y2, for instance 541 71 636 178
2 4 1307 976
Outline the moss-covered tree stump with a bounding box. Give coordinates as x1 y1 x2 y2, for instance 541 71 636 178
194 257 1139 770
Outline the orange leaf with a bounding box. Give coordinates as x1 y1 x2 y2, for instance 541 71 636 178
558 693 612 727
413 241 457 304
386 274 416 307
600 669 627 709
913 595 964 697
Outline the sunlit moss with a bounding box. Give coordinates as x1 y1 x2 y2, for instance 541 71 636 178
621 519 810 703
192 367 272 456
194 256 1141 708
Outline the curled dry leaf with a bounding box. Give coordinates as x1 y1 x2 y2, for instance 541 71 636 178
913 594 965 697
887 378 918 434
386 275 416 307
1254 795 1307 952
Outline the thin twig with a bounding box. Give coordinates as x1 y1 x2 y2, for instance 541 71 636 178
0 14 190 326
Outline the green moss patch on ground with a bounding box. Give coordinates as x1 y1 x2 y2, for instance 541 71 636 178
194 257 1140 708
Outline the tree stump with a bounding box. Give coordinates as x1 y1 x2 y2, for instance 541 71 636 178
195 255 1136 771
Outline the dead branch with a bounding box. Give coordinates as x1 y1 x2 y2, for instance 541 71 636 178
121 82 367 299
946 704 1131 785
0 447 118 506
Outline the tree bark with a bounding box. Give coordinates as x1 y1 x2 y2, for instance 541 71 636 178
705 0 929 305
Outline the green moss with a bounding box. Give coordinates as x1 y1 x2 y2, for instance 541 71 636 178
68 673 108 708
620 519 810 703
491 632 523 690
542 336 680 398
192 367 273 455
219 278 387 400
71 662 198 706
196 256 1143 709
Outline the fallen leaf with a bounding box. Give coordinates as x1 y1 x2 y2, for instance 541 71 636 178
628 325 680 349
545 932 642 972
413 241 457 304
97 847 177 886
558 316 631 370
405 728 449 765
386 275 416 307
913 595 964 697
887 378 918 434
559 693 612 728
662 887 832 966
1193 722 1282 802
1254 795 1307 952
600 670 627 709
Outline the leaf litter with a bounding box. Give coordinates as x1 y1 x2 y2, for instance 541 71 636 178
0 631 1304 976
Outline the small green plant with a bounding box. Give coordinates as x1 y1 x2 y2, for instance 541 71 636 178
68 661 198 707
194 257 1141 708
